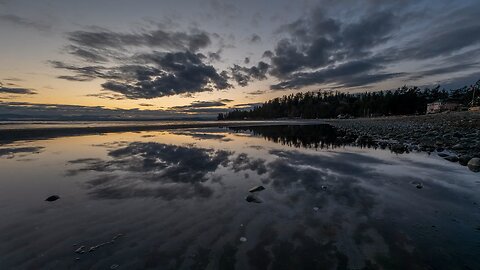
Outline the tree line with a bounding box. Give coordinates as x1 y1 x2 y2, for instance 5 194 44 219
219 80 480 120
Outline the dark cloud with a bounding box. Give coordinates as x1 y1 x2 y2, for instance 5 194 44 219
208 50 222 62
262 50 273 58
409 63 480 80
51 25 237 99
68 27 211 52
267 2 480 89
231 61 269 87
249 34 261 43
271 59 404 89
85 92 127 100
0 14 50 32
232 102 263 110
0 82 37 95
52 51 232 99
66 45 109 63
171 99 232 110
0 101 181 120
268 9 400 89
395 10 480 61
246 90 267 95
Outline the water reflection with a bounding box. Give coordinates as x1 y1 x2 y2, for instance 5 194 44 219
0 125 478 270
0 146 44 159
67 142 231 200
230 125 405 153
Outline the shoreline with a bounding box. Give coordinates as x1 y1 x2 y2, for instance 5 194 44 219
0 119 326 143
325 111 480 170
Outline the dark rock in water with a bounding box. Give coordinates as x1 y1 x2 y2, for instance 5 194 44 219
245 194 262 203
416 183 423 189
459 155 472 166
249 185 265 193
467 158 480 172
321 185 328 191
45 195 60 202
437 152 449 158
444 156 459 162
75 246 86 254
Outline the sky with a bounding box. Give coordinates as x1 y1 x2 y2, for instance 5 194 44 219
0 0 479 119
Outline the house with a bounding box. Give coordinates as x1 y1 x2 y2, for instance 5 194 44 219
426 100 461 114
469 106 480 112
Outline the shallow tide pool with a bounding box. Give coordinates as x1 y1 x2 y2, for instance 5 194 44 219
0 125 479 270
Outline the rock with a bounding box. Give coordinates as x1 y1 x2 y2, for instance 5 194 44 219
444 156 459 162
245 194 262 203
459 155 472 166
416 183 423 189
313 207 319 211
45 195 60 202
113 233 124 240
239 237 247 242
452 143 466 150
437 153 449 158
249 185 265 193
321 185 328 191
110 264 120 269
467 158 480 172
74 246 86 254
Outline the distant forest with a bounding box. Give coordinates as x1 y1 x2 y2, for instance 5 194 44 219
219 80 480 120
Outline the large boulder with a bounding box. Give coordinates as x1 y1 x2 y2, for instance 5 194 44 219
467 158 480 172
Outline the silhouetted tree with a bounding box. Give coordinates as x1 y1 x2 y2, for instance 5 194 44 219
220 80 478 120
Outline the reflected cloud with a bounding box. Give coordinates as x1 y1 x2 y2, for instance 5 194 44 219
171 130 232 141
67 142 231 199
0 146 43 159
231 153 267 175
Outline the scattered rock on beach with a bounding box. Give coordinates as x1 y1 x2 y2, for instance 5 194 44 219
75 246 86 254
245 194 262 203
467 158 480 172
459 155 472 166
249 185 265 193
45 195 60 202
444 156 459 162
437 153 449 158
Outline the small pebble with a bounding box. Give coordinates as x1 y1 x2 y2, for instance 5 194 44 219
45 195 60 202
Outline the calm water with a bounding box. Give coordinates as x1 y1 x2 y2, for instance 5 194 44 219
0 125 479 270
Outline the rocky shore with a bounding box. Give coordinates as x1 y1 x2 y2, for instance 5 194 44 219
325 111 480 172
